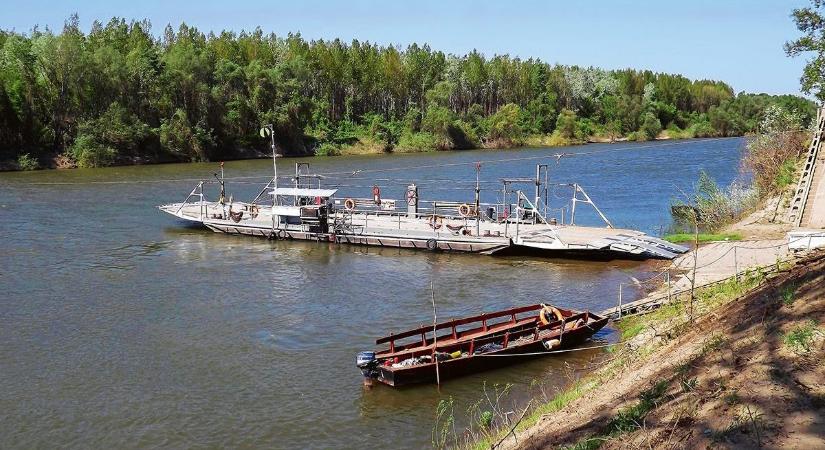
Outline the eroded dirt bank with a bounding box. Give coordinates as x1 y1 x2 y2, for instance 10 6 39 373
506 252 825 449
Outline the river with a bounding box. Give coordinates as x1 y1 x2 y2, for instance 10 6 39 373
0 138 744 449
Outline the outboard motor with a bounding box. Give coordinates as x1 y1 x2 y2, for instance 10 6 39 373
356 351 379 385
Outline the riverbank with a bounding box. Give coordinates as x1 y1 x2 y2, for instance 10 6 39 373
0 131 704 172
465 193 825 449
499 249 824 449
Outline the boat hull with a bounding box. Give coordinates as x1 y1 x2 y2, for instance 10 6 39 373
374 317 608 387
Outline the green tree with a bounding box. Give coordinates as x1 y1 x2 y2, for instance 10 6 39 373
786 0 825 101
555 108 577 139
486 103 523 142
639 112 663 140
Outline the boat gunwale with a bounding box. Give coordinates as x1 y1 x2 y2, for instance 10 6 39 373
376 310 602 361
376 303 554 344
377 315 609 379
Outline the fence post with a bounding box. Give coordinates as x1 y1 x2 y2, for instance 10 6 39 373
666 271 671 303
734 246 739 283
617 284 623 319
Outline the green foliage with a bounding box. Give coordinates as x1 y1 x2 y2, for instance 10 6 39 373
395 131 439 152
16 153 39 170
745 104 809 195
663 232 743 243
555 109 578 139
315 142 340 156
486 103 523 143
783 320 819 354
159 108 214 162
786 1 825 101
671 170 758 232
70 134 116 168
0 15 815 167
639 112 663 140
781 284 797 306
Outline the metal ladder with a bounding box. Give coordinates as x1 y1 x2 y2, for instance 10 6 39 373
788 106 825 226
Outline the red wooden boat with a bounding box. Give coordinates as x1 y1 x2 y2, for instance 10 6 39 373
356 304 609 387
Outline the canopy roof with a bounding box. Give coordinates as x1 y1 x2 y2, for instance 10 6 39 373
269 187 338 197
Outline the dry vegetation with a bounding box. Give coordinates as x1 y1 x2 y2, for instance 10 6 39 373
501 251 825 450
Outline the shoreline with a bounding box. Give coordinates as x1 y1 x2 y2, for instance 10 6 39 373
0 134 722 173
466 187 824 449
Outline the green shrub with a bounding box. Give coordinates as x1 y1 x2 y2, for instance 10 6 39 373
775 157 798 190
17 153 39 170
396 131 439 152
315 142 340 156
640 112 663 140
70 134 117 168
555 109 577 139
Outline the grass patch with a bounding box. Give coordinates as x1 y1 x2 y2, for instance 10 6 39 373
775 157 798 190
565 381 669 449
780 284 797 306
616 321 646 341
663 232 743 243
783 320 819 354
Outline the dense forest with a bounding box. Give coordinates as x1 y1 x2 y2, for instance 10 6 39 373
0 16 817 169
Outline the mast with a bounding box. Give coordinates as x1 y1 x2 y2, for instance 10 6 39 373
475 162 481 236
262 124 278 207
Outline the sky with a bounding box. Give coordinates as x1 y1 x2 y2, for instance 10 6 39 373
0 0 813 97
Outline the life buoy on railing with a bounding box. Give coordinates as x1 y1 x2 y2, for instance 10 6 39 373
344 198 356 211
428 214 443 230
539 303 564 325
250 205 259 219
406 189 418 206
372 185 381 205
458 203 471 217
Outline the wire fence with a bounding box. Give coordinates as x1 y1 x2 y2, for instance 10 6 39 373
607 235 819 320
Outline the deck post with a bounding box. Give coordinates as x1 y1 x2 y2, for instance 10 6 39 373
407 184 418 218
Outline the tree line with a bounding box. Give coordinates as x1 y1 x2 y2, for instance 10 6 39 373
0 16 816 169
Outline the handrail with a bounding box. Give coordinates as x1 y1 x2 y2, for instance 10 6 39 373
376 304 557 344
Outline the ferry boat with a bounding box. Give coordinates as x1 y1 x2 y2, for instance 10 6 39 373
158 147 687 260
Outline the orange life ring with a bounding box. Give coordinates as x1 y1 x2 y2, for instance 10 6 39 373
539 304 564 325
344 198 356 210
458 203 471 217
428 215 443 229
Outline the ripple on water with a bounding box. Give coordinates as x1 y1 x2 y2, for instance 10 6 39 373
0 138 746 448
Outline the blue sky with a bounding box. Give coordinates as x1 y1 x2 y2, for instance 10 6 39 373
0 0 812 96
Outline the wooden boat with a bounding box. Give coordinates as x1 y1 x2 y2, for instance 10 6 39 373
356 304 609 387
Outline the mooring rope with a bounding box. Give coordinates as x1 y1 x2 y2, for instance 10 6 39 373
474 341 625 357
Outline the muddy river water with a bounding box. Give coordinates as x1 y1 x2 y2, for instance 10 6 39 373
0 138 744 448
